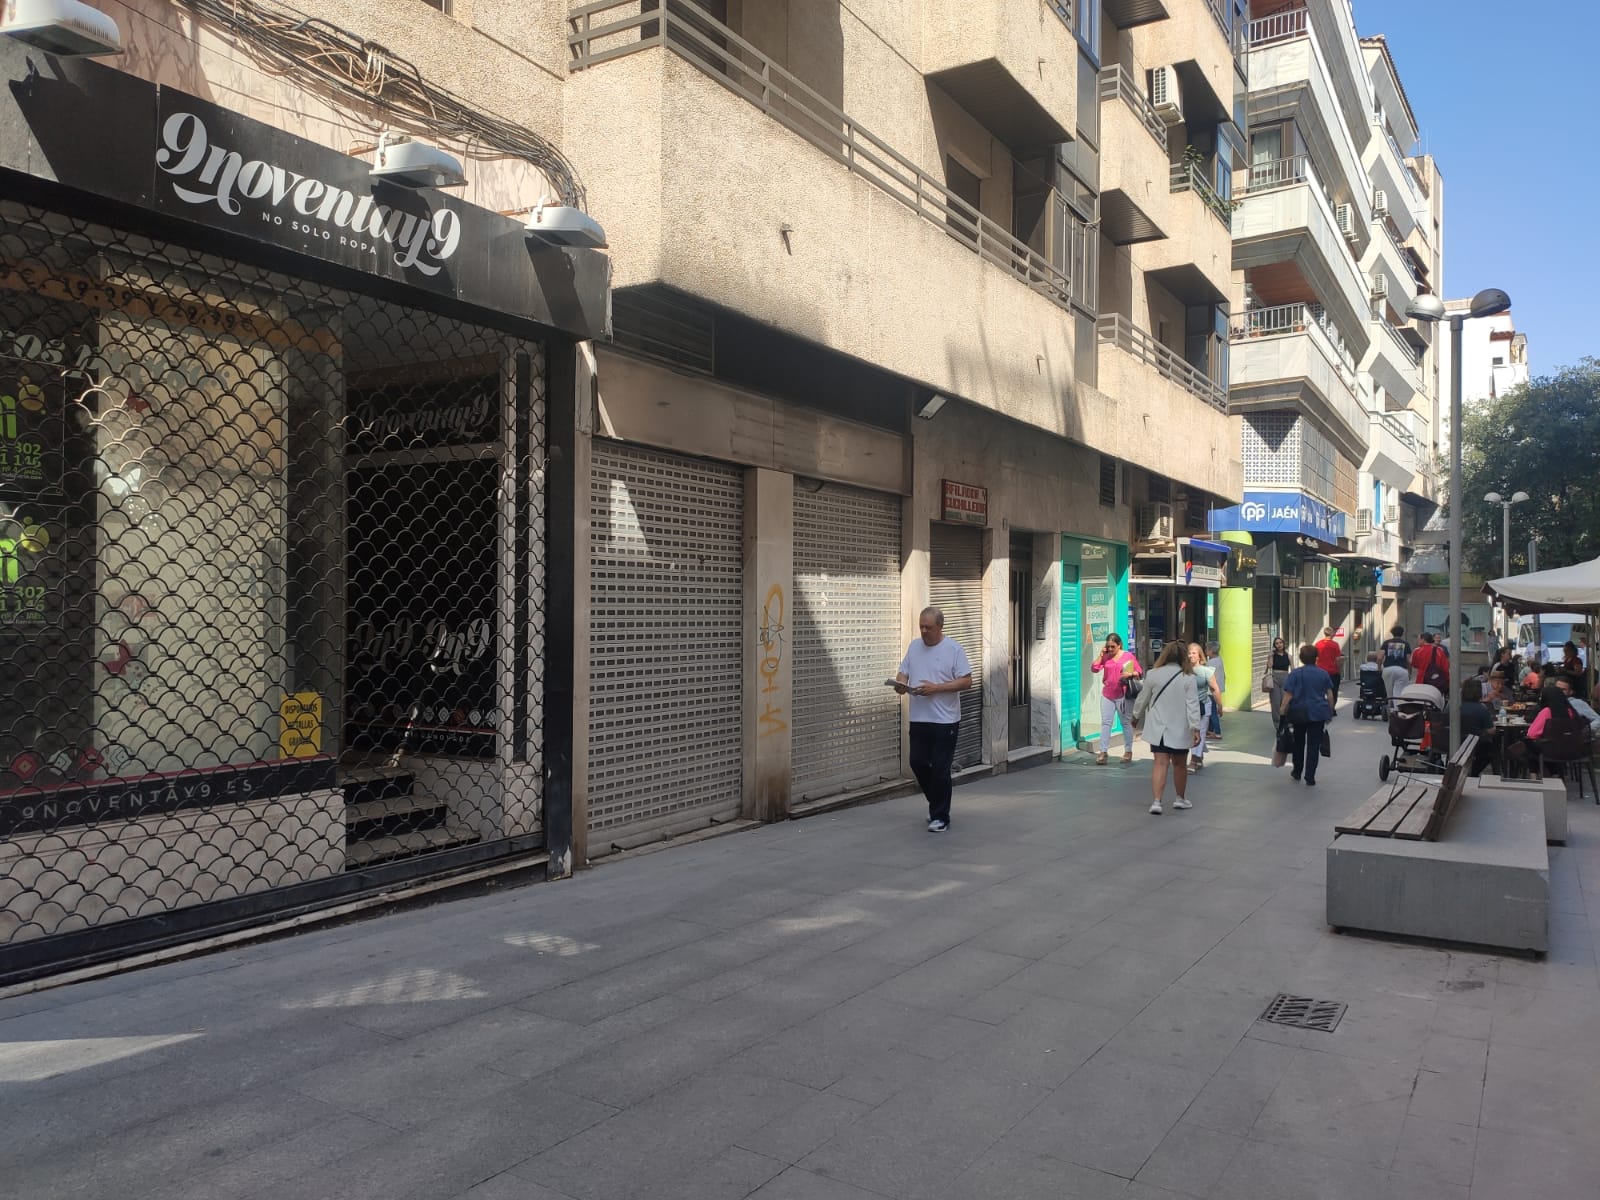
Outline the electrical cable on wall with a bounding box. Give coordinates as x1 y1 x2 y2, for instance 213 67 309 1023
172 0 586 208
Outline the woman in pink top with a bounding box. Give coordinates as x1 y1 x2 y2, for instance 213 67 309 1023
1528 683 1584 740
1090 632 1143 765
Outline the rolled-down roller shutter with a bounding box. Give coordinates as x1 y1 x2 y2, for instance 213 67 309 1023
929 523 985 769
1252 583 1272 710
791 482 904 800
588 443 743 848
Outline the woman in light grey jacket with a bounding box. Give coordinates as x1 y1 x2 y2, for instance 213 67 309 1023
1131 640 1202 815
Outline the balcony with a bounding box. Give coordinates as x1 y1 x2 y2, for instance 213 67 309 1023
1232 158 1371 358
1247 3 1369 148
1363 215 1419 320
1363 320 1422 410
1363 408 1420 488
1102 0 1169 28
1228 302 1368 462
1141 0 1238 127
1244 7 1371 232
566 1 1082 434
1089 315 1238 499
923 0 1078 147
1097 65 1170 246
1170 158 1232 231
1365 115 1424 236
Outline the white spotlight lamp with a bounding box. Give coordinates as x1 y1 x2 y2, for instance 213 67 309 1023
0 0 123 56
525 200 608 250
369 132 467 190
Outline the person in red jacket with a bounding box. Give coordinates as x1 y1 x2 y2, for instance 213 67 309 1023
1314 627 1343 714
1411 631 1450 691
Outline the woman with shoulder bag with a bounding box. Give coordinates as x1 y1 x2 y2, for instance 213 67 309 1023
1279 644 1335 787
1131 641 1201 815
1088 632 1143 765
1265 637 1292 734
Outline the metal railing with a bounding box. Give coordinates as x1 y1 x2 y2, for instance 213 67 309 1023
1204 0 1230 41
1372 115 1425 208
1238 153 1309 195
1170 159 1233 229
1098 64 1166 148
566 1 1071 305
1378 410 1419 452
1098 314 1229 413
1245 3 1307 47
1230 303 1354 372
1048 0 1074 34
1379 320 1422 368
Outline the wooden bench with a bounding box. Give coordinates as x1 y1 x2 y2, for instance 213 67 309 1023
1335 735 1477 842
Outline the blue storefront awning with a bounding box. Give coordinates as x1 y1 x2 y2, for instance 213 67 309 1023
1184 538 1231 556
1209 491 1348 543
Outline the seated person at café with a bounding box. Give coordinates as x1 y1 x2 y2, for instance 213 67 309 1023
1522 660 1545 692
1553 677 1600 735
1558 641 1588 697
1527 683 1589 742
1484 669 1514 711
1458 678 1496 739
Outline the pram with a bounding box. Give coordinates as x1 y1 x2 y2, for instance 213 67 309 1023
1377 682 1447 782
1353 664 1387 720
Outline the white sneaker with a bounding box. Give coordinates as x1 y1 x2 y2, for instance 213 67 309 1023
1149 800 1163 815
1173 798 1193 810
927 819 949 832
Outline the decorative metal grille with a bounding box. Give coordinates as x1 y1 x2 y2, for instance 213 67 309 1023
0 201 548 972
1242 413 1300 487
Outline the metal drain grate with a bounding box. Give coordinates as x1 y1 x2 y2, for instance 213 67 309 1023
1260 993 1347 1033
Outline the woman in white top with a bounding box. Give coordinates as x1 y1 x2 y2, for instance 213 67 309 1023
1131 640 1203 815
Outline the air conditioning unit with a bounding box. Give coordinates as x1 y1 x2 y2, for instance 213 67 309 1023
1355 509 1374 534
1336 203 1356 240
1150 65 1183 126
1137 502 1174 542
1372 188 1388 216
1371 273 1389 300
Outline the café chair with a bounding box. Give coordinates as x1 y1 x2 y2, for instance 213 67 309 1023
1535 725 1600 803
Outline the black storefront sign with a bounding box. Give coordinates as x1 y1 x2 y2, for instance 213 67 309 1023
0 756 337 838
0 43 609 339
1227 544 1259 589
0 356 64 497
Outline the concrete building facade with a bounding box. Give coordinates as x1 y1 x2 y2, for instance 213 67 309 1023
1210 2 1446 705
0 0 1253 977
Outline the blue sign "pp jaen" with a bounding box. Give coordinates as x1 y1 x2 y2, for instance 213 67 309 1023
1209 491 1347 542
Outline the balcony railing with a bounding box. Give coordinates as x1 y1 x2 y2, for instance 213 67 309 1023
567 0 1071 305
1375 217 1422 287
1048 0 1074 33
1377 410 1419 452
1170 159 1233 229
1098 314 1229 413
1245 3 1307 47
1378 320 1422 368
1230 303 1355 372
1238 153 1310 195
1099 64 1166 148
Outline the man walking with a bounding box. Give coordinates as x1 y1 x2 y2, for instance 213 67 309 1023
1380 624 1411 702
895 606 972 832
1314 626 1344 714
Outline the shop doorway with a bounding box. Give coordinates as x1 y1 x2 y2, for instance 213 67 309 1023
1008 534 1033 750
930 522 984 768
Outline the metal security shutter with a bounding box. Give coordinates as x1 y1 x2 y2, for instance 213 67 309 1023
589 444 743 846
1252 583 1272 711
1061 565 1083 746
929 523 985 768
791 483 904 800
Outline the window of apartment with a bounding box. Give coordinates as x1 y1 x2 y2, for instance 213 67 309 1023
1099 455 1117 507
1076 51 1100 149
944 156 983 244
1148 476 1172 504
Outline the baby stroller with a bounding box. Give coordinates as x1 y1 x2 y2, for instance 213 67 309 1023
1353 665 1387 720
1378 683 1446 782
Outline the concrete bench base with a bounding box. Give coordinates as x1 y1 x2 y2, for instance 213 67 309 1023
1467 775 1567 844
1326 790 1549 953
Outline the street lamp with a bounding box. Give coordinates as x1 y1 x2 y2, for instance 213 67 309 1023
1407 287 1513 754
1483 490 1530 579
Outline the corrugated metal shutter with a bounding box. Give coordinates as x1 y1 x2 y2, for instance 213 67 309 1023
1061 565 1082 746
588 444 743 847
791 483 904 800
929 523 984 768
1252 583 1272 711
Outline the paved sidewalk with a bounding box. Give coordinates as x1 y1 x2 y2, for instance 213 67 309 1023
4 708 1600 1200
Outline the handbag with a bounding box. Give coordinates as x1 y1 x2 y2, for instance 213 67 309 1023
1260 672 1274 695
1319 728 1332 758
1122 675 1143 704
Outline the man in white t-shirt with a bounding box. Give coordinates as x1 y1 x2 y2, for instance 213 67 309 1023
895 606 973 832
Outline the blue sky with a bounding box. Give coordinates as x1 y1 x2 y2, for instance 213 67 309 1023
1357 1 1597 376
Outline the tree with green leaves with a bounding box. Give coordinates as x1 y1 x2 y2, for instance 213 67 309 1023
1460 358 1600 577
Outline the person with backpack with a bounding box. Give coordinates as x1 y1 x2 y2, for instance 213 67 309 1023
1380 624 1411 703
1412 631 1450 692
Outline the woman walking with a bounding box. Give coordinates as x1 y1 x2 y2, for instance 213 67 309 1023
1187 643 1223 772
1280 644 1335 787
1268 637 1292 734
1089 632 1143 765
1131 640 1201 815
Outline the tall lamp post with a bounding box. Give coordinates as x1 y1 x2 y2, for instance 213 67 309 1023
1484 490 1529 641
1407 289 1513 753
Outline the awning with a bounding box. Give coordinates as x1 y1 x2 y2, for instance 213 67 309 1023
1184 538 1232 555
1484 556 1600 615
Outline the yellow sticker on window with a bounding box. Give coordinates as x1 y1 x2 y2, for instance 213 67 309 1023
279 692 324 758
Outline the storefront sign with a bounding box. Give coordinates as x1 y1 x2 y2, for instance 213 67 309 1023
941 480 987 526
0 358 65 498
1226 544 1258 588
1085 585 1114 643
1178 540 1228 589
0 51 609 339
1209 491 1348 543
0 756 336 837
348 373 500 454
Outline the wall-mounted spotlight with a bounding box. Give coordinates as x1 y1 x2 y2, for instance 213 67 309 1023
0 0 123 56
915 393 949 420
525 200 608 250
369 132 466 189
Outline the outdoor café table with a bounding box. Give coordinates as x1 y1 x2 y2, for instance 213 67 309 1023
1491 716 1532 777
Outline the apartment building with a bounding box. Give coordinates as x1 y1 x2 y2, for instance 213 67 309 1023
1210 1 1444 698
0 0 1247 977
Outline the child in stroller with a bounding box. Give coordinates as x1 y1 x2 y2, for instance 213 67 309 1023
1378 682 1447 781
1354 652 1387 719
